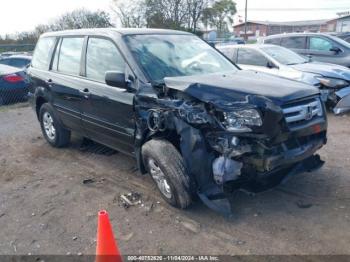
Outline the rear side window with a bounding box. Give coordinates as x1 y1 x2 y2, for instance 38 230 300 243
237 48 268 66
264 38 281 45
32 37 56 70
58 37 84 75
281 37 306 49
309 37 333 51
86 38 125 82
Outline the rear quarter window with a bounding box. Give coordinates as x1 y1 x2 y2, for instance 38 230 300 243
32 37 56 70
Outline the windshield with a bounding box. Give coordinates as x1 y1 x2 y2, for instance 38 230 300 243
261 45 307 65
124 34 238 82
330 35 350 48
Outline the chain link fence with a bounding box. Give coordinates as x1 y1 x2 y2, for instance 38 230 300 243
0 44 35 108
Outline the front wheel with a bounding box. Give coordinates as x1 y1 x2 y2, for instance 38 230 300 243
39 103 71 148
142 139 193 209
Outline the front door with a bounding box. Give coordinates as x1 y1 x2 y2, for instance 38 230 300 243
306 36 341 64
80 37 135 155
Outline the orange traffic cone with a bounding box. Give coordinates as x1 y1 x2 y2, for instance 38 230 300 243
96 210 122 262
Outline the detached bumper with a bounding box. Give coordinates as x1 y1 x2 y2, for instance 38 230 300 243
333 86 350 115
245 135 325 172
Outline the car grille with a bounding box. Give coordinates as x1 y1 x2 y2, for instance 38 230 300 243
282 97 323 127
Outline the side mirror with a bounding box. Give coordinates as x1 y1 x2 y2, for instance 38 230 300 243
105 71 127 89
306 54 313 62
330 46 341 53
266 61 276 69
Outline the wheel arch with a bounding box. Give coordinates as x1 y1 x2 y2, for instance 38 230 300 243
35 96 48 119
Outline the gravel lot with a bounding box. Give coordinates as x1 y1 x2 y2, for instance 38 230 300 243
0 104 349 255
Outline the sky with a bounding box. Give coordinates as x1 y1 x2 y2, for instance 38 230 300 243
0 0 349 35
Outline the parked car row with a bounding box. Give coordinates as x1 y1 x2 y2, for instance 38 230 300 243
218 44 350 114
0 54 32 105
27 28 328 214
258 32 350 68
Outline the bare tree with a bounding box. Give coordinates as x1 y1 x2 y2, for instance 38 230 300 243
186 0 209 32
111 0 146 28
145 0 188 29
202 0 236 34
50 9 113 31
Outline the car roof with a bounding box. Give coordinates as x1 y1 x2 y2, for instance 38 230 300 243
41 28 192 38
264 32 333 39
217 44 276 49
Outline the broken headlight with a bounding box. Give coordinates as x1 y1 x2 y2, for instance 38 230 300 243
221 109 262 132
316 77 349 89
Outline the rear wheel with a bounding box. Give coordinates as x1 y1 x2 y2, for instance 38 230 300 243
39 103 71 148
142 139 193 209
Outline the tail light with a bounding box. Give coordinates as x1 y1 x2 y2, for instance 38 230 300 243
3 74 24 83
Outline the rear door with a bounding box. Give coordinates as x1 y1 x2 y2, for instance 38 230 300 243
80 36 135 155
48 36 86 132
280 36 308 56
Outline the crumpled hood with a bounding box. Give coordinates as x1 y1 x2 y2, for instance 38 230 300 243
164 70 319 106
291 62 350 81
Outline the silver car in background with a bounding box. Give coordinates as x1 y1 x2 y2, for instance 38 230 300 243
218 44 350 114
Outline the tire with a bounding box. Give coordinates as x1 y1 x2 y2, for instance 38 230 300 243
142 139 193 209
39 103 71 148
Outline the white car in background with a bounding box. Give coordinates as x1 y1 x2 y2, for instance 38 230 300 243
217 44 350 114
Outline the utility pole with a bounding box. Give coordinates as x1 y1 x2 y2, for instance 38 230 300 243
244 0 248 40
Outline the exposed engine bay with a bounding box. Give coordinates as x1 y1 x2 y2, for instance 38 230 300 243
133 73 327 215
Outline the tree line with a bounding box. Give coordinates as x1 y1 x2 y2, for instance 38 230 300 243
0 9 113 47
112 0 236 34
0 0 236 47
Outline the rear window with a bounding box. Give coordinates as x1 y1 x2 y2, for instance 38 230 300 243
0 59 11 66
10 58 30 68
264 38 281 45
281 36 306 49
57 37 84 75
32 37 56 70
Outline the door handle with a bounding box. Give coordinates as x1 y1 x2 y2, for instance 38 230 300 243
81 88 90 99
45 79 53 85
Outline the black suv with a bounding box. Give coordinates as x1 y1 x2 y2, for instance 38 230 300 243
28 29 327 214
261 33 350 68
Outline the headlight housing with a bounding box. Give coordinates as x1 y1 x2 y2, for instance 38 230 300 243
221 109 263 132
316 77 349 89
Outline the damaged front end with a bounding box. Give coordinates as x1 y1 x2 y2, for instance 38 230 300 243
317 77 350 115
333 87 350 115
134 74 327 215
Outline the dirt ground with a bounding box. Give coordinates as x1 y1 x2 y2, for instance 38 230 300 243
0 104 349 256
